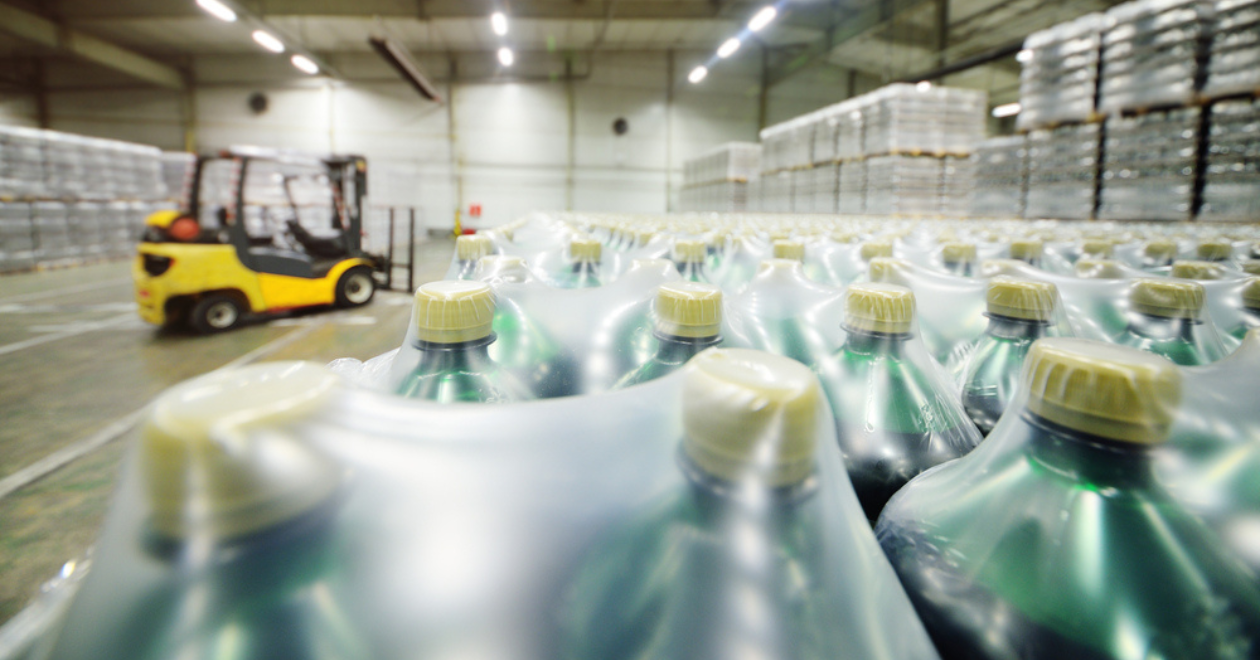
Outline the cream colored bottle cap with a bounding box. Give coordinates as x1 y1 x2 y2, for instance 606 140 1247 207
1243 277 1260 310
636 230 657 246
1144 240 1178 260
413 280 496 343
846 282 915 334
987 277 1057 322
1130 279 1205 319
1081 239 1113 258
1023 338 1181 444
1010 240 1044 261
142 362 341 540
772 239 806 261
867 257 910 282
569 237 602 262
674 239 707 263
475 255 531 283
456 234 493 261
1074 258 1127 279
1197 240 1232 262
831 231 857 244
1171 260 1226 281
656 282 722 338
942 242 977 264
861 241 894 260
682 348 819 487
1241 260 1260 276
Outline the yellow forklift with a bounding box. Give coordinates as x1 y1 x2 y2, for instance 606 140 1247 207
134 149 387 333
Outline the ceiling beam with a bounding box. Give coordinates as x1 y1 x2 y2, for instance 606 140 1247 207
0 2 184 88
765 0 931 87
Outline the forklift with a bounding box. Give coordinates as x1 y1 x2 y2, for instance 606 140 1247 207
134 149 388 333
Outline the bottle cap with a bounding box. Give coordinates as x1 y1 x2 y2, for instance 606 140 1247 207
987 277 1058 322
1081 239 1113 258
941 242 977 264
1144 239 1178 260
867 256 910 282
831 231 856 244
772 239 805 261
413 280 496 343
141 362 342 540
682 348 819 488
636 230 657 246
845 282 915 334
456 234 492 261
1074 258 1127 279
1170 260 1225 281
569 237 601 263
1241 260 1260 276
656 282 722 338
860 241 894 260
1243 277 1260 311
673 239 707 263
1009 239 1043 261
1130 279 1205 319
768 230 791 242
1196 240 1232 262
475 255 531 283
1023 338 1181 444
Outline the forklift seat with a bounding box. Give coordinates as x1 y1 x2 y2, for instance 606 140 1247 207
286 220 349 259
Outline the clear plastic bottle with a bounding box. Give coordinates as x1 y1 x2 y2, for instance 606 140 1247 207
1235 278 1260 342
558 237 603 288
941 242 977 277
1117 279 1227 366
1009 239 1043 267
474 254 534 284
394 281 532 402
772 238 805 262
1197 239 1233 262
614 282 722 388
1079 238 1113 261
1171 259 1227 281
450 234 493 280
813 282 982 521
672 239 711 283
1142 239 1178 269
562 348 942 660
962 277 1060 435
877 338 1260 660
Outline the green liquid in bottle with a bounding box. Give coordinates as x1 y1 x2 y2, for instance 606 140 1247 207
962 314 1051 434
395 335 531 402
1116 312 1225 366
557 262 602 289
613 333 720 389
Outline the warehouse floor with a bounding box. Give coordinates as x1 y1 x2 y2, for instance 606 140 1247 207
0 238 454 624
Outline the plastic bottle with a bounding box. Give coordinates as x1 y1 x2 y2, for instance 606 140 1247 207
1235 278 1260 341
1197 239 1233 262
614 282 722 388
1079 238 1113 261
812 282 982 521
772 238 805 262
727 258 838 367
1142 239 1178 269
558 237 603 288
1009 239 1043 267
877 338 1260 660
861 240 894 262
1242 260 1260 276
1171 259 1227 280
941 242 977 277
1073 258 1127 279
562 348 942 660
1117 279 1227 366
42 362 370 660
961 277 1059 435
450 234 493 280
474 254 534 284
394 281 531 402
672 239 710 282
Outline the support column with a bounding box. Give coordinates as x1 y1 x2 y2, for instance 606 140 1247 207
447 54 463 234
179 68 197 153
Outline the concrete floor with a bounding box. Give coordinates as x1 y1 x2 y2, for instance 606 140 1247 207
0 238 454 624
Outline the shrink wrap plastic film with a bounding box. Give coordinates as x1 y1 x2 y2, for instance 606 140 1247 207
16 356 942 660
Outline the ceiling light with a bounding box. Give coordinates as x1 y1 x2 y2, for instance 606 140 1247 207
992 102 1022 118
291 54 319 74
1016 49 1033 64
717 38 741 59
251 30 285 53
916 80 932 91
748 6 777 32
195 0 237 22
688 66 708 84
498 47 514 67
491 12 508 36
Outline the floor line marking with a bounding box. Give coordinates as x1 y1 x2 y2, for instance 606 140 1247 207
0 277 131 304
0 314 137 358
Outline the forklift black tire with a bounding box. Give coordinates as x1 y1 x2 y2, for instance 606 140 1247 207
336 267 376 307
190 294 243 334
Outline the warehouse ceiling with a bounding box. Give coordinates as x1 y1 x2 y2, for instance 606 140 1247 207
0 0 1129 102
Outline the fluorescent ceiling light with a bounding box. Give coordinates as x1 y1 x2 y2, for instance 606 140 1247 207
992 102 1021 118
195 0 237 22
491 12 508 36
717 38 741 59
916 80 932 91
748 6 777 32
688 66 708 84
252 30 285 53
498 47 514 67
1016 49 1033 63
291 54 319 74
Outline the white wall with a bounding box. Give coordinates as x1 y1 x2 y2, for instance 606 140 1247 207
2 49 857 231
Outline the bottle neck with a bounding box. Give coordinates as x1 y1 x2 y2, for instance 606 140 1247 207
1022 411 1156 490
842 325 912 356
413 334 496 367
1128 312 1201 341
985 313 1052 340
652 331 720 361
677 447 816 510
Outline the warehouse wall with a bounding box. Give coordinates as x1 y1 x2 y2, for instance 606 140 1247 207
0 50 870 230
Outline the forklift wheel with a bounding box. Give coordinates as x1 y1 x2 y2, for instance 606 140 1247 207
190 295 243 334
336 267 376 307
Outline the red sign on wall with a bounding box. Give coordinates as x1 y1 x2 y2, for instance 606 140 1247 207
469 204 482 218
